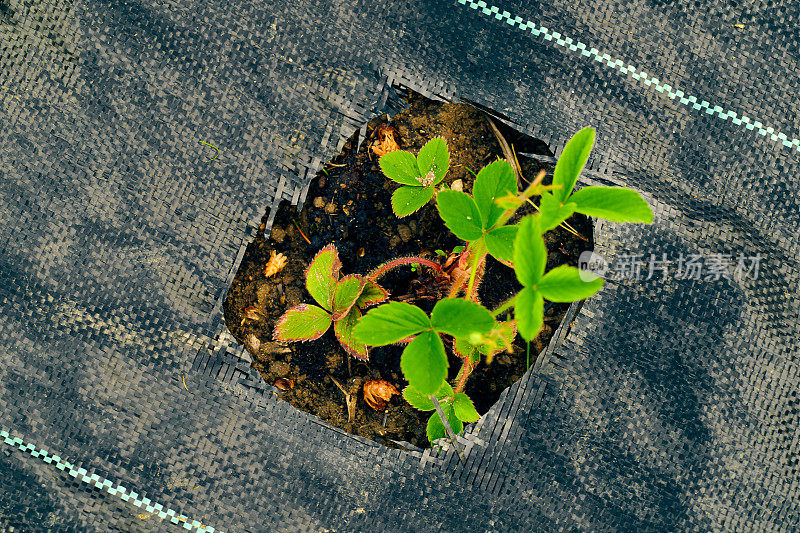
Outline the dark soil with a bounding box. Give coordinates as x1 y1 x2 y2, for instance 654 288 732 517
223 90 593 449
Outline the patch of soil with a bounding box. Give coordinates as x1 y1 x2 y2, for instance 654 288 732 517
223 90 593 449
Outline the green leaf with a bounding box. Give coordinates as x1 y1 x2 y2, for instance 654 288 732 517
553 127 595 202
305 245 341 311
403 382 454 411
472 160 517 228
513 216 546 287
430 298 495 339
537 265 604 302
485 225 518 262
401 331 448 395
453 337 477 361
355 279 388 309
453 393 480 422
538 193 577 232
515 287 544 341
379 150 422 186
426 404 463 444
569 186 654 223
334 307 368 360
274 304 332 342
436 190 484 241
332 274 366 319
352 302 430 346
391 185 434 217
416 137 449 185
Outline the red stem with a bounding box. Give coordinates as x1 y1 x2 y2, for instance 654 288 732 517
455 358 474 394
367 256 445 281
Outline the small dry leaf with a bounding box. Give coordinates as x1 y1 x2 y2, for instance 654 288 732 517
371 124 400 157
273 378 295 391
240 306 265 326
264 251 288 278
363 379 399 411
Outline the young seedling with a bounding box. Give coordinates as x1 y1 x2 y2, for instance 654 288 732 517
354 126 654 446
379 137 449 216
273 245 388 359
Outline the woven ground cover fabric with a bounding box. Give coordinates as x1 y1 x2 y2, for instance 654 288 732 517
1 0 798 530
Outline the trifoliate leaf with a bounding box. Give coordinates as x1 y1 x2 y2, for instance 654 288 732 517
537 265 604 302
400 331 447 395
569 186 653 223
553 127 595 202
274 304 332 342
430 298 495 339
352 302 430 346
436 190 484 241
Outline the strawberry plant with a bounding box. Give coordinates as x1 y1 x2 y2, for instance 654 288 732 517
272 127 653 447
273 244 389 359
379 137 449 216
352 127 653 445
273 244 451 359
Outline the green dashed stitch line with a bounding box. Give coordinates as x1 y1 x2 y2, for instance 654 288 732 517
457 0 800 152
0 429 221 532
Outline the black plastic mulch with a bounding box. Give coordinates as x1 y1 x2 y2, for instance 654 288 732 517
1 0 798 530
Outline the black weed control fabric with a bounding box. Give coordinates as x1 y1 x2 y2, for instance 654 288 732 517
1 0 799 530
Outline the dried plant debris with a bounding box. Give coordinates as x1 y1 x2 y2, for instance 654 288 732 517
371 124 400 157
264 250 288 278
363 380 399 411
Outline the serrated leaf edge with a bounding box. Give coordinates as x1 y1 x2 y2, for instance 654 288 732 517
331 274 367 320
304 244 342 310
273 303 332 342
334 311 369 360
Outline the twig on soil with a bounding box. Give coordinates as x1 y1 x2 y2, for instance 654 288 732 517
292 219 312 244
330 376 356 422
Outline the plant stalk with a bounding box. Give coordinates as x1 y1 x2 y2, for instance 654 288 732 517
367 256 445 281
464 244 486 301
454 358 474 395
